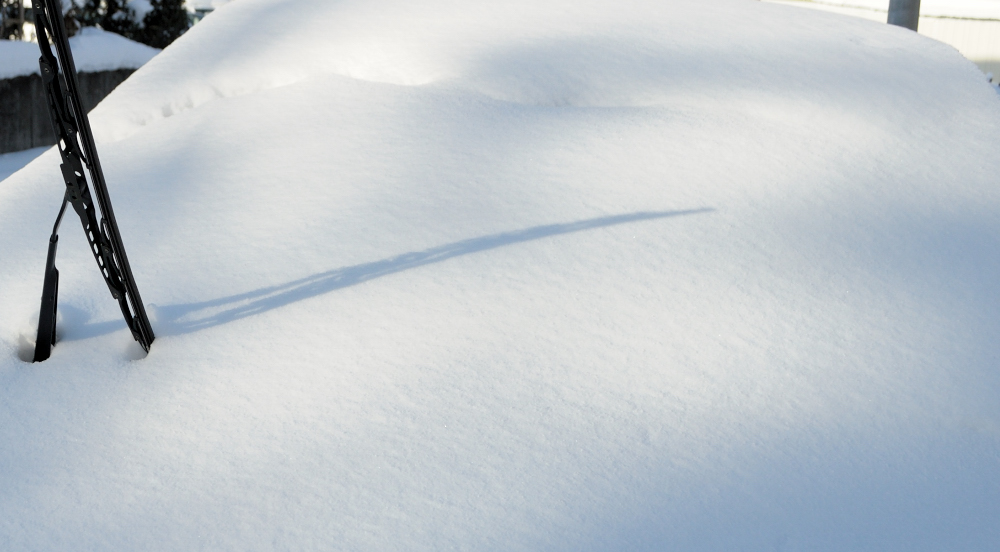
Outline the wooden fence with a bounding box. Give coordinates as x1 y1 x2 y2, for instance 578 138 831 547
0 68 133 154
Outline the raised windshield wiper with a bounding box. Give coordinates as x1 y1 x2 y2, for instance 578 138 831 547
31 0 154 361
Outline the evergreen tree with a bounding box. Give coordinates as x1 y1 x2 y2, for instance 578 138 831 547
61 0 83 37
73 0 139 38
100 0 139 37
58 0 190 48
1 0 23 40
138 0 188 49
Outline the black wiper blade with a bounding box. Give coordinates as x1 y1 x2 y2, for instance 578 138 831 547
31 0 154 361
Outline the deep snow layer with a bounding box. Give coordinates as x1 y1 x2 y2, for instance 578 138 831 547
0 27 159 80
2 0 999 550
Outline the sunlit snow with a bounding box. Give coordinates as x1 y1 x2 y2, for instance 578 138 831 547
1 0 999 550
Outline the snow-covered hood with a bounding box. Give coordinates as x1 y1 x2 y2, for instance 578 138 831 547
2 0 999 550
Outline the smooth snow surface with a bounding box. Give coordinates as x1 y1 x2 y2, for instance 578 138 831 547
0 27 159 80
2 0 999 550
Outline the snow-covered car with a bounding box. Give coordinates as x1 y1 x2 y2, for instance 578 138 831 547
1 0 998 549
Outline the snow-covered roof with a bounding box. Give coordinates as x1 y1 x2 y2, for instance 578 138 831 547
0 27 159 80
2 0 999 549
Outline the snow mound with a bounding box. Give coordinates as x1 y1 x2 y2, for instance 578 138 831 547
1 0 999 550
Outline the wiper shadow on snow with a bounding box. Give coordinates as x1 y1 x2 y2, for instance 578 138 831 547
67 209 712 340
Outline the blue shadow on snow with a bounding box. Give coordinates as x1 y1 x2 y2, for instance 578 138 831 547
62 209 712 339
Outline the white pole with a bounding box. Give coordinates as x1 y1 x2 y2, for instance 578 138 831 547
888 0 921 31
